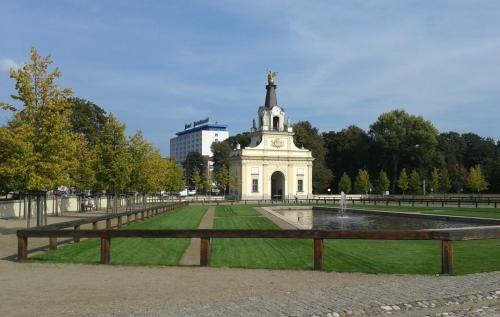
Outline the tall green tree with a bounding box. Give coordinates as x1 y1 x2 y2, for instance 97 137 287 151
293 121 334 193
0 47 74 191
224 132 252 149
376 170 390 194
323 125 371 186
210 141 231 177
94 113 130 194
354 169 372 194
182 151 203 187
67 97 108 147
338 172 352 194
408 170 421 195
369 109 438 193
397 168 409 195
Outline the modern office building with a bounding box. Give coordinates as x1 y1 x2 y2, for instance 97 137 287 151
169 117 229 163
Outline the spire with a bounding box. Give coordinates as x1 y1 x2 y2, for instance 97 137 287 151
264 84 278 108
265 70 278 108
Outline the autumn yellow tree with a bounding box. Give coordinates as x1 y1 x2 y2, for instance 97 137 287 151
466 165 489 197
0 47 74 191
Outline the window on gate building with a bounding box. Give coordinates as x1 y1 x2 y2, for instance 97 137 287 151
252 179 258 192
297 179 303 192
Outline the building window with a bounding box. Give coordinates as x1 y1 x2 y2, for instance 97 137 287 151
297 180 303 192
215 133 218 136
252 179 258 192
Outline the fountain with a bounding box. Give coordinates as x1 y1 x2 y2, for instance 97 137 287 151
338 191 347 218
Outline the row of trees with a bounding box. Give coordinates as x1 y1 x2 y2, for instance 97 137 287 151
225 110 498 195
338 165 488 196
0 47 185 196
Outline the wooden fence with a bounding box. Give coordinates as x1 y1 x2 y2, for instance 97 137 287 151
17 204 500 275
222 197 500 208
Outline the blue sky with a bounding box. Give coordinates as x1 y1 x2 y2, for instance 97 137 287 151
1 0 499 155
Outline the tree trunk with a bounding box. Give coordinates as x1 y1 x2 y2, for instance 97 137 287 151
391 152 399 194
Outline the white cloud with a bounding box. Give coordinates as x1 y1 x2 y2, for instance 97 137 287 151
0 58 19 73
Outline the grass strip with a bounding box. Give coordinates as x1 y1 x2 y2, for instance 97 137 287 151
215 205 261 217
211 216 312 270
30 205 208 265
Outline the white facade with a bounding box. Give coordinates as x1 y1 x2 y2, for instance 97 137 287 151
170 119 229 163
228 76 314 200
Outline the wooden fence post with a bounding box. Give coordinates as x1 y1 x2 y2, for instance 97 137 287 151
74 225 80 243
18 237 28 261
92 222 98 230
441 240 454 275
49 237 57 250
127 215 131 226
117 216 122 229
100 237 111 264
106 219 111 229
314 238 324 271
200 237 211 266
135 213 138 223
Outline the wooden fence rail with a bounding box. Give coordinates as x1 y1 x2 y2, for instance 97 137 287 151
210 198 500 208
17 225 500 275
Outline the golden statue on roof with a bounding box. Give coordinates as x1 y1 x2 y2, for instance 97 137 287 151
267 70 278 85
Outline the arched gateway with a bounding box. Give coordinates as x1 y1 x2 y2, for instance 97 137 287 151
228 72 314 201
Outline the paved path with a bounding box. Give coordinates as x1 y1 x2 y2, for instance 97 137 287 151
1 206 500 317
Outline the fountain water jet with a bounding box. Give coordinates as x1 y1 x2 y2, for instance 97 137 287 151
338 191 347 218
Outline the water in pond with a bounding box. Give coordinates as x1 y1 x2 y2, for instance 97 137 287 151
271 208 492 230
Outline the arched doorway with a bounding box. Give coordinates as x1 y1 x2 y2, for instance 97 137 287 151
271 171 285 200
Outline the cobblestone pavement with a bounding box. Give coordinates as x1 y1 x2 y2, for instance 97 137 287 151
84 272 500 317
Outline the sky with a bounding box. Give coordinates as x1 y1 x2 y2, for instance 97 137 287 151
1 0 499 155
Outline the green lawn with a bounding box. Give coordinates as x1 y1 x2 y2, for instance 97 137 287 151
30 205 208 265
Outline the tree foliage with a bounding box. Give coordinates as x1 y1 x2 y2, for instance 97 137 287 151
354 169 372 194
397 168 409 195
376 170 390 194
217 164 229 195
408 170 421 195
338 172 352 194
1 47 74 190
466 165 489 195
210 141 231 177
370 109 438 193
67 97 108 147
293 121 334 193
183 151 203 187
94 113 130 193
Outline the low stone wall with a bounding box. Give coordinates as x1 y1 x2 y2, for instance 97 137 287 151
0 196 111 218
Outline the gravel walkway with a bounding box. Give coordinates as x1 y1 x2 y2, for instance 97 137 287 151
1 207 499 317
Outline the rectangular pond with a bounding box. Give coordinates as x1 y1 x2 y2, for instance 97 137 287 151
266 207 500 230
